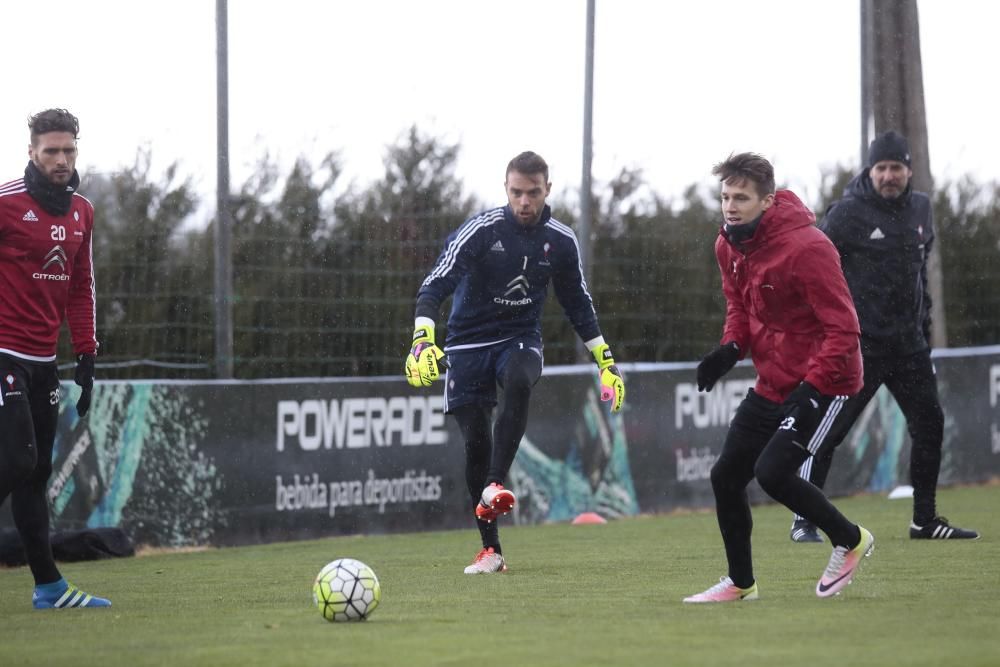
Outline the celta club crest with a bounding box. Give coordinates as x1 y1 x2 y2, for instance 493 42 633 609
543 242 551 260
5 374 14 390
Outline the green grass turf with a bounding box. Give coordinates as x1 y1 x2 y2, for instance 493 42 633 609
1 484 998 667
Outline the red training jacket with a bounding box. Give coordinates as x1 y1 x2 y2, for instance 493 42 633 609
715 190 862 403
0 177 97 360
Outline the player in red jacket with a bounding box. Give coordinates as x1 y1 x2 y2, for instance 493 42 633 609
0 109 109 608
683 153 873 603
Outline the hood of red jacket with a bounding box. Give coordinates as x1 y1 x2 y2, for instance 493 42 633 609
722 189 816 251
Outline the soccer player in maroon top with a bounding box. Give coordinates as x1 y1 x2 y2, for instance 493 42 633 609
0 108 109 608
683 153 873 603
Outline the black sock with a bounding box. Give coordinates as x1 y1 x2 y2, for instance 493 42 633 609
476 518 500 554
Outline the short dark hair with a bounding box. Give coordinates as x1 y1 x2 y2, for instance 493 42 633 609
28 108 79 145
712 152 775 197
506 151 548 182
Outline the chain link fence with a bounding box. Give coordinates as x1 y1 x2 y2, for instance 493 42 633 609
58 153 1000 380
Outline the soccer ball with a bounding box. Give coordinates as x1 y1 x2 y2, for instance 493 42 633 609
312 558 381 622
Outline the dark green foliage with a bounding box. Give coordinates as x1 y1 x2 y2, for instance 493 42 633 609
65 150 204 377
317 126 479 377
934 179 1000 347
228 153 343 377
67 138 998 379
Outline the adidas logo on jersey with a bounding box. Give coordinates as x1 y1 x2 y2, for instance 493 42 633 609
22 210 39 222
490 240 505 252
869 227 885 240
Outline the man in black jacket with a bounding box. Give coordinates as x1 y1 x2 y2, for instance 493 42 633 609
790 131 979 542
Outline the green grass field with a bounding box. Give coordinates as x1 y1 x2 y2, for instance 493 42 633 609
2 484 998 667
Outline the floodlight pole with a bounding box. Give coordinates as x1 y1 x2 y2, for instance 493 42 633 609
577 0 596 363
860 0 875 163
215 0 234 378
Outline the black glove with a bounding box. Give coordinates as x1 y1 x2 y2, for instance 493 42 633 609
780 381 823 440
696 342 739 392
74 353 95 418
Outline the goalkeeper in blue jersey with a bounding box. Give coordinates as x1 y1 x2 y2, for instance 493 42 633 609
406 151 625 574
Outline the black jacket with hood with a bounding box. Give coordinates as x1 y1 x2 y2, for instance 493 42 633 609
818 169 933 357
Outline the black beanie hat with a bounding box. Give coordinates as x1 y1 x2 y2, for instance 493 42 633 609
868 131 911 167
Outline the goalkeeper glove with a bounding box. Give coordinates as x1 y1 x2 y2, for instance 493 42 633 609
405 324 446 387
591 343 625 413
74 353 95 418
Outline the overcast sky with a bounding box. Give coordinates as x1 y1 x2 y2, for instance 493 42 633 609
2 0 996 213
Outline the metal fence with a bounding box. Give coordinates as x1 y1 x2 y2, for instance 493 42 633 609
60 166 1000 381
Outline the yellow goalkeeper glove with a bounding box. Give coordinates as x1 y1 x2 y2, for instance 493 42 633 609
405 324 446 387
591 343 625 413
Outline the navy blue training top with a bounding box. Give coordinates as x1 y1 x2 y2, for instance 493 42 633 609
415 205 601 350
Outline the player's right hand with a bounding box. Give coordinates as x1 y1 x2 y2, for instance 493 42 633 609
696 341 740 392
405 324 445 387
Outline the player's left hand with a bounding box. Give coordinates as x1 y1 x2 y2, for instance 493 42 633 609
591 343 625 413
74 353 95 418
781 381 822 435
